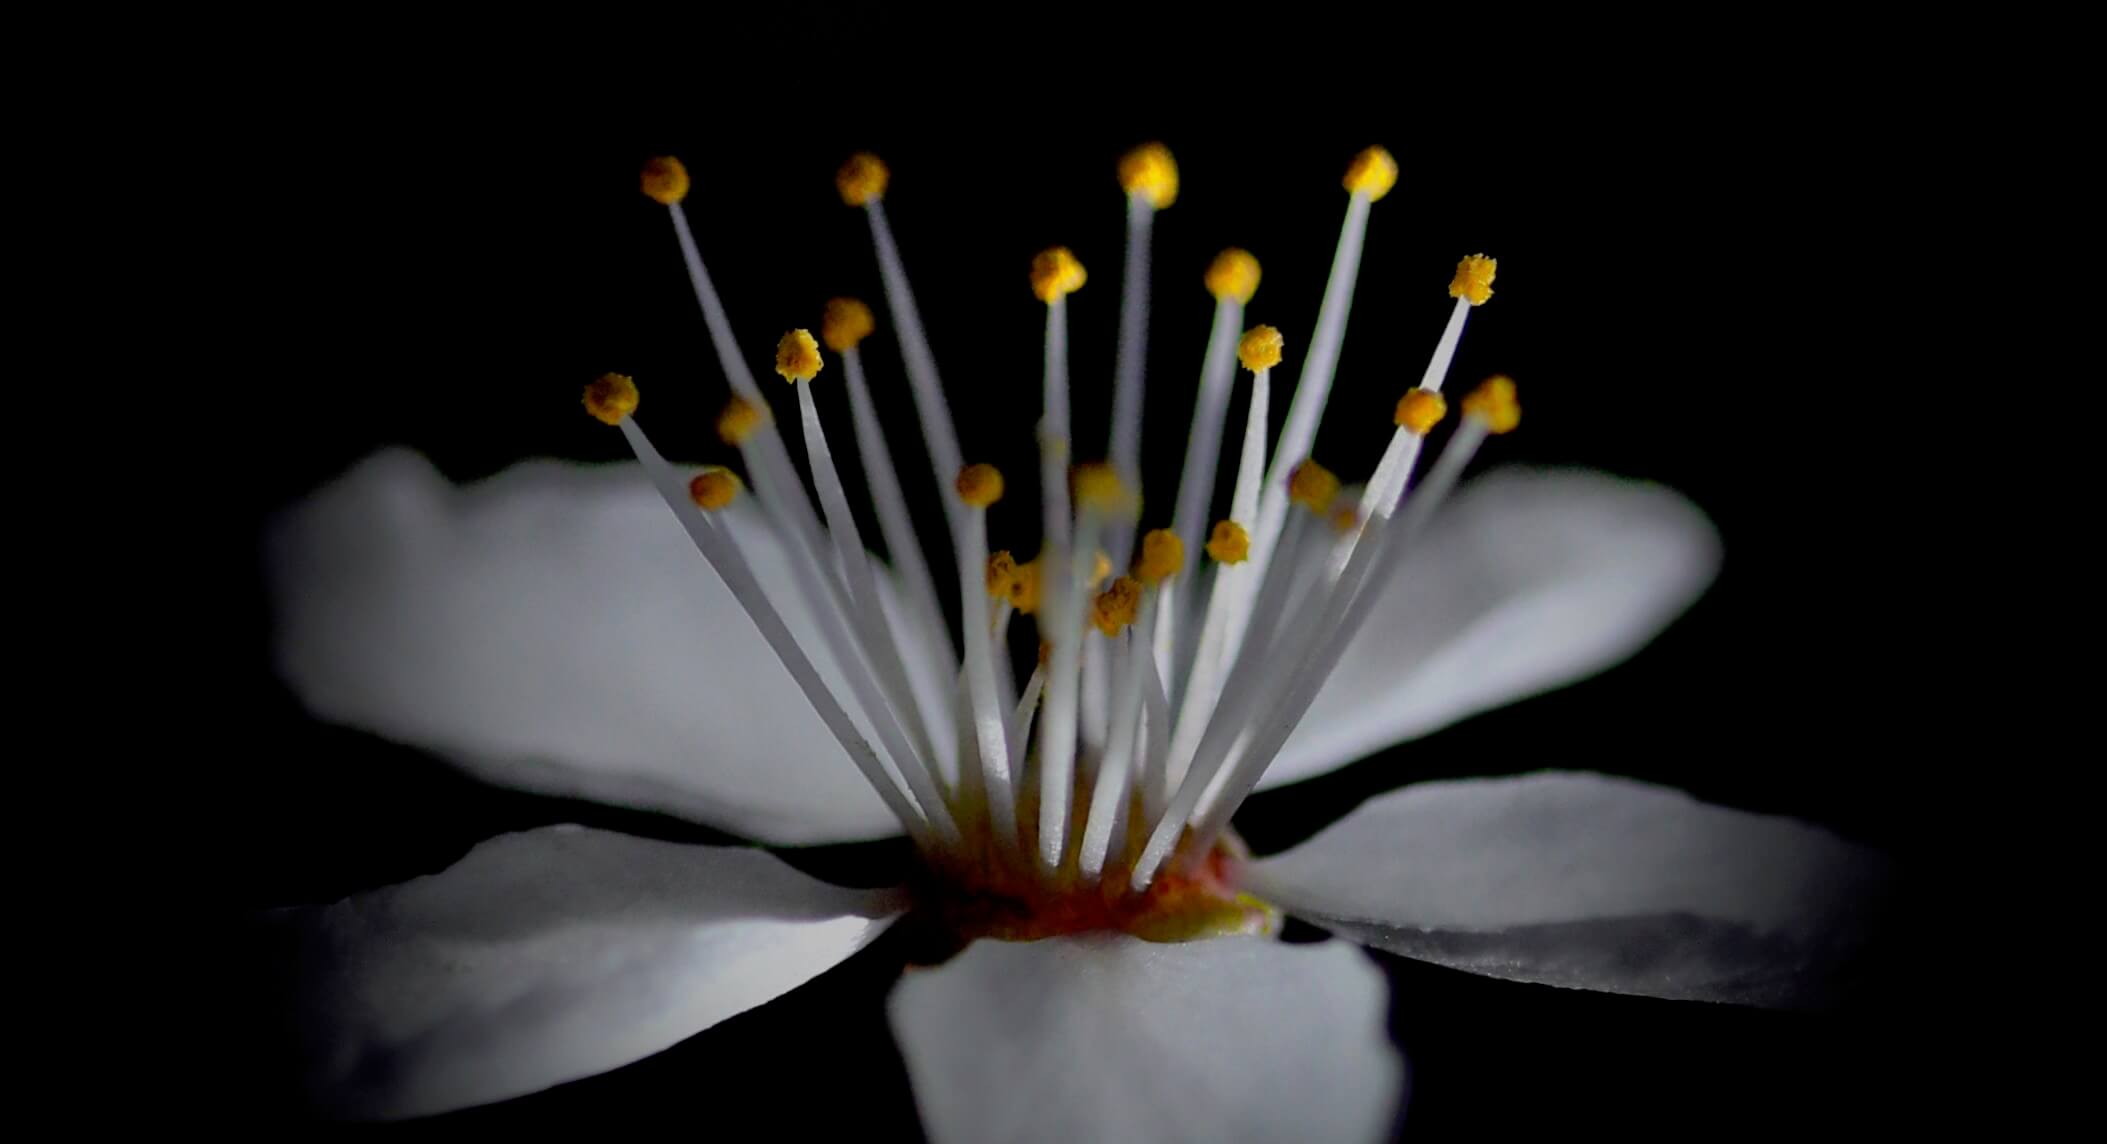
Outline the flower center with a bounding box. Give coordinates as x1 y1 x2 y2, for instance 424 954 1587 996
923 836 1279 944
587 144 1522 917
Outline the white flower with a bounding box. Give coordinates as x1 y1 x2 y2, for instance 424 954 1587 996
266 145 1887 1134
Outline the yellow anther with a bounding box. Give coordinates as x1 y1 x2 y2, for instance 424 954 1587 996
1091 576 1143 637
1089 550 1113 589
1331 503 1361 534
957 463 1005 508
821 297 876 353
1288 459 1341 512
1031 247 1088 303
1072 463 1134 516
1394 388 1449 436
1134 528 1185 585
1009 558 1044 615
640 157 690 206
1038 639 1054 666
986 550 1019 601
1206 520 1250 564
1343 146 1398 201
717 395 768 445
1204 248 1261 304
1462 375 1521 434
687 467 741 511
583 373 639 426
1449 253 1497 306
775 329 823 383
1118 142 1179 209
1238 325 1284 372
837 152 889 206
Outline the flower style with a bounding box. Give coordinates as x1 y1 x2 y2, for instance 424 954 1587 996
267 144 1887 1134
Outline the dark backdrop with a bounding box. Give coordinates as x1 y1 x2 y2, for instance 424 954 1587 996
185 14 1946 1137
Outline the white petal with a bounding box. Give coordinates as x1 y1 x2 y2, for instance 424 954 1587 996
268 449 936 845
1248 772 1890 1006
289 825 900 1118
1262 468 1720 789
890 935 1402 1144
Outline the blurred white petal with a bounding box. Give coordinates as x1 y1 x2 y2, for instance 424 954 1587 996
890 935 1401 1143
268 449 938 844
290 825 899 1117
1248 772 1890 1006
1262 468 1720 790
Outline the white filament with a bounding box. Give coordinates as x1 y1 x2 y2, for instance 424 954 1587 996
1169 297 1247 571
1034 511 1101 874
865 200 969 544
1166 363 1271 789
614 416 934 847
796 380 948 798
957 507 1023 865
1078 604 1152 880
842 347 956 668
1239 191 1375 648
1110 194 1154 495
1182 418 1490 859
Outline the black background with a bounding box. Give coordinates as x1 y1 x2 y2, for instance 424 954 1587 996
173 11 1964 1136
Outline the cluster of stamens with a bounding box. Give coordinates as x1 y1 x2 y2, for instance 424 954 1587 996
588 144 1518 938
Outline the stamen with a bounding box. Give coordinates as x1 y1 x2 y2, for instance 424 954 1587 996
1409 253 1497 403
1083 528 1184 880
649 171 871 702
1170 249 1261 571
1349 387 1447 531
1166 343 1272 789
1073 462 1132 516
986 550 1019 601
1078 614 1152 881
585 381 934 848
1287 458 1341 513
1154 506 1319 857
1134 528 1185 586
836 152 889 207
1206 521 1250 563
1116 142 1179 209
1110 144 1175 552
1091 576 1143 637
1174 389 1508 866
1030 246 1089 303
1070 462 1134 759
640 156 690 206
1449 253 1497 305
792 344 952 804
583 373 639 426
849 152 970 566
1342 145 1399 201
1462 373 1522 433
831 300 958 669
1006 557 1044 615
686 466 741 511
657 167 760 401
954 464 1025 867
1394 388 1448 437
717 395 767 445
1034 497 1108 877
1136 645 1174 824
1037 247 1085 559
1241 148 1391 630
956 462 1005 508
1238 324 1284 371
1007 662 1047 768
775 329 823 382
